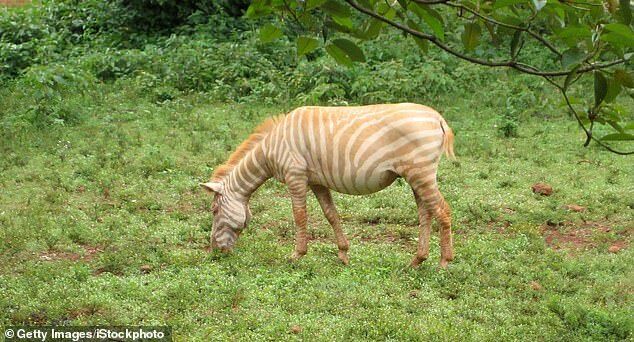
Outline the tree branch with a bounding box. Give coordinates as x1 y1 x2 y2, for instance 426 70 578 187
445 1 562 57
344 0 626 77
344 0 632 154
560 88 634 155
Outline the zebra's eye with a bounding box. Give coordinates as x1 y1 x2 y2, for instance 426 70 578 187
211 195 222 214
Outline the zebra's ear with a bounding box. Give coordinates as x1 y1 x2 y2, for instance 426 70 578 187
199 181 224 194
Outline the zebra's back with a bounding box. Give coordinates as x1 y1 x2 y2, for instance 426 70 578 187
267 103 449 195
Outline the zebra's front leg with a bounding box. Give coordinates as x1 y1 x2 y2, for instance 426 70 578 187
287 172 309 261
411 189 432 268
310 185 350 265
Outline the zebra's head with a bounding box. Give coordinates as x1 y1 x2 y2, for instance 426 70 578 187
200 181 252 252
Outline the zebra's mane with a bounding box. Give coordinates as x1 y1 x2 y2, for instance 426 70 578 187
211 114 285 181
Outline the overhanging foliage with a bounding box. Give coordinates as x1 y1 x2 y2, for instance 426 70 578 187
249 0 634 154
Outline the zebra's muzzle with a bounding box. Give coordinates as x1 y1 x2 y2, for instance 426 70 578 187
212 229 237 252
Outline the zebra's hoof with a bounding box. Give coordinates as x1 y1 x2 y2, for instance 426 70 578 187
338 251 349 265
289 251 306 262
410 254 428 268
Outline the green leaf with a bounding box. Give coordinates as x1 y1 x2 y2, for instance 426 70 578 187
258 24 283 43
296 36 320 57
556 25 592 40
493 0 529 9
594 71 608 107
624 122 634 130
377 2 397 19
245 0 271 18
602 23 634 47
618 0 632 25
407 19 428 53
332 38 366 62
306 0 327 10
326 18 352 34
600 32 633 48
322 0 351 18
510 31 523 57
605 77 622 103
561 48 585 69
600 133 634 141
462 23 481 52
408 3 445 40
604 23 634 39
614 69 634 88
365 19 384 39
325 44 353 66
332 15 354 29
412 36 429 53
494 14 524 27
606 120 625 133
563 66 580 91
484 22 500 46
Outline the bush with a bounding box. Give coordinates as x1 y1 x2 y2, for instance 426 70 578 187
121 0 250 31
2 4 552 128
0 62 95 128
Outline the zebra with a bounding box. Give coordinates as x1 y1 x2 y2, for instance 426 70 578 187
200 103 456 268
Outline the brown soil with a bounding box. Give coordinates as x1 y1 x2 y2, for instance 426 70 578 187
541 220 630 252
67 306 102 319
39 245 103 262
563 204 586 212
532 182 553 196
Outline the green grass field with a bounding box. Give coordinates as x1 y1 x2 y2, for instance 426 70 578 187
0 80 632 340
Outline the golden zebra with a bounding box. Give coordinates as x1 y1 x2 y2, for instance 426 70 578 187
201 103 456 267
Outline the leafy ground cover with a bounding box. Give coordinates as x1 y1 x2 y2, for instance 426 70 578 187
0 2 632 340
0 81 632 340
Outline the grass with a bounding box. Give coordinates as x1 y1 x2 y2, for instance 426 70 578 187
0 79 632 341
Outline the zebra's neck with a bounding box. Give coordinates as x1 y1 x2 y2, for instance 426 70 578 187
223 143 272 200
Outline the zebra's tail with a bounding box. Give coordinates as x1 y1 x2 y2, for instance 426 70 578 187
439 119 456 160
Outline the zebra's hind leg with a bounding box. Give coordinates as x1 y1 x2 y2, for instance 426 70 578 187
411 189 432 268
436 195 454 268
405 172 454 269
311 185 350 265
287 171 309 261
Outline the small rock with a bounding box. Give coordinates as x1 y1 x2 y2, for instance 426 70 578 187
564 204 586 212
608 245 622 253
529 281 542 291
290 325 302 334
532 183 553 196
140 264 153 274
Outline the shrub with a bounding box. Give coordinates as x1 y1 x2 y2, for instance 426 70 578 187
121 0 250 31
1 63 95 127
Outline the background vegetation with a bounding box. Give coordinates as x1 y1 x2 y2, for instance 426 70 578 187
0 0 632 340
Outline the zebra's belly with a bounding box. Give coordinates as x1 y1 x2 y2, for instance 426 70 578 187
309 168 399 195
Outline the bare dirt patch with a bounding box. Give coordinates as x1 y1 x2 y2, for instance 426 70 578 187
67 305 103 319
541 220 630 252
39 245 103 262
532 183 553 196
608 240 627 254
563 204 586 212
